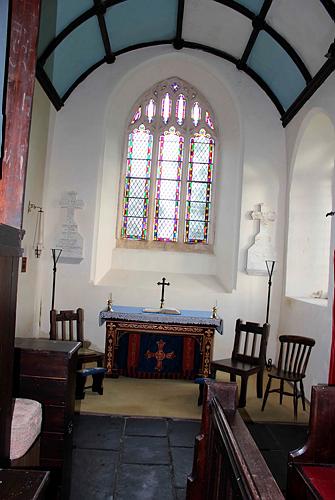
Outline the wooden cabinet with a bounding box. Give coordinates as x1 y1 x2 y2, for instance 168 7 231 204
13 338 80 499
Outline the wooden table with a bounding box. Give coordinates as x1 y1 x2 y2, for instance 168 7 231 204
99 307 223 378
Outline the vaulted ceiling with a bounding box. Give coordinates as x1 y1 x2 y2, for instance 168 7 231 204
37 0 335 126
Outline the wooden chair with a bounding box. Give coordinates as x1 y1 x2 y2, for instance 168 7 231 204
210 319 270 408
50 308 105 397
261 335 315 418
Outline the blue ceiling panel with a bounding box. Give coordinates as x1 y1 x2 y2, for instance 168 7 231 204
44 16 105 97
38 0 58 56
105 0 178 53
56 0 93 35
234 0 264 15
247 31 306 110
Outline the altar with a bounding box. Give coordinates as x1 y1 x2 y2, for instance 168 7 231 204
99 306 223 379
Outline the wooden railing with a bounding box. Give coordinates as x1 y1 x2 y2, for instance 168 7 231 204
187 381 284 500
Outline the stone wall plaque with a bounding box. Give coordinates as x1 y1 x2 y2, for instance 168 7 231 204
55 191 84 263
246 203 276 275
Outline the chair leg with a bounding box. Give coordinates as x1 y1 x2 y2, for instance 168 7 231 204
293 382 298 419
92 373 104 395
261 376 272 411
76 374 86 400
279 380 284 404
238 376 248 408
198 383 204 406
256 370 263 398
230 373 236 382
299 380 306 411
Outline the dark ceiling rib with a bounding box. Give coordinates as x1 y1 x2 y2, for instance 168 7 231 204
62 58 106 103
319 0 335 22
264 22 312 82
281 50 335 127
239 0 273 68
38 7 96 66
217 0 311 83
36 63 64 111
243 66 285 115
38 0 126 66
183 40 238 65
94 0 115 63
214 0 253 20
174 0 185 50
183 41 284 115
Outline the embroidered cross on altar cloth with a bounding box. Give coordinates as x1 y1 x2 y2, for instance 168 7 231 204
145 339 176 371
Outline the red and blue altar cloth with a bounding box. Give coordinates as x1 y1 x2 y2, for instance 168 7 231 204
99 306 222 380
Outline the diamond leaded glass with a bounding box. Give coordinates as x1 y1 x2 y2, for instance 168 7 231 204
154 127 184 242
185 129 214 244
122 124 152 240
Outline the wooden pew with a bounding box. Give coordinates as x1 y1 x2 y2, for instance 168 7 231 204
186 380 284 500
287 384 335 499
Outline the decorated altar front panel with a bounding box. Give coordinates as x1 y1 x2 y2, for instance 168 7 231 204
99 306 223 379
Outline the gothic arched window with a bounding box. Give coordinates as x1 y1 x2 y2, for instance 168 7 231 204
119 78 217 247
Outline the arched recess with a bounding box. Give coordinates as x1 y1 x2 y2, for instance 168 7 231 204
91 51 243 295
286 110 335 301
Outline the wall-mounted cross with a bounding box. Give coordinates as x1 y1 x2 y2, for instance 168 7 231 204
157 277 170 309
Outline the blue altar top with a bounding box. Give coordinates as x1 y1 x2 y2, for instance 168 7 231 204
99 305 223 334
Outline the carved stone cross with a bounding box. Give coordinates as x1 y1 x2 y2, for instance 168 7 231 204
145 339 176 371
157 277 170 309
56 191 84 263
60 191 84 226
247 203 276 275
250 203 276 226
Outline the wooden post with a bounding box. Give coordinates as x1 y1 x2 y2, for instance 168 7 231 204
0 0 41 464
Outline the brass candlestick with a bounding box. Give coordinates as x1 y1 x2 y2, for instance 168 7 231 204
212 304 218 319
107 298 113 312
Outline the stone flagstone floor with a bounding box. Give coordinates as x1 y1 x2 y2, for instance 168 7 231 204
70 414 200 500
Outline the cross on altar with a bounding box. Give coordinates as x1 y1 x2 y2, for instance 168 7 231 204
145 339 176 371
157 277 170 309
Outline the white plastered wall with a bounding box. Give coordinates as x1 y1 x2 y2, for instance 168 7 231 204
18 46 286 374
281 73 335 399
16 82 53 338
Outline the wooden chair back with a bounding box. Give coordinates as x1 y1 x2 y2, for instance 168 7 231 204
277 335 315 376
232 319 270 367
50 308 84 343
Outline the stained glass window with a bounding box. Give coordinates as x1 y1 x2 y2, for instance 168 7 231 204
154 127 184 242
205 111 214 130
131 106 141 124
176 94 186 125
121 78 217 247
161 92 171 124
122 124 152 240
146 99 156 123
185 129 214 244
191 102 201 126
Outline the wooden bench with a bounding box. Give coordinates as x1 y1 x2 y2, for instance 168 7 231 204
287 384 335 499
186 380 284 500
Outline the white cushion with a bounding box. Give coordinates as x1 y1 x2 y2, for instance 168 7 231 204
10 398 42 460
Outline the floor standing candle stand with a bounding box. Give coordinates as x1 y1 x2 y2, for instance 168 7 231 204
265 260 276 323
51 248 62 311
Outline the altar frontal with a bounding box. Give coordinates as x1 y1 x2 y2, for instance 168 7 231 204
99 306 222 379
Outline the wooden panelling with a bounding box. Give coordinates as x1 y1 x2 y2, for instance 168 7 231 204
14 339 80 499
